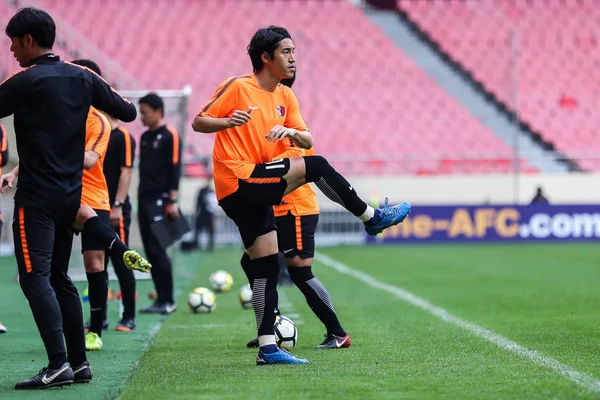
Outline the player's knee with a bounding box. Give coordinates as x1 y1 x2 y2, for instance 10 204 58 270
303 155 330 183
84 251 105 273
287 265 314 284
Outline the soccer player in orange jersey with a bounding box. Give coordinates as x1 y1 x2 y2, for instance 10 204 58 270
242 74 350 350
68 60 150 351
192 26 410 365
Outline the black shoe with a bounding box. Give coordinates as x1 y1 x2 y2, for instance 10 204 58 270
140 302 177 315
115 318 136 332
15 363 74 390
246 337 259 348
315 333 351 349
84 319 109 332
72 361 92 384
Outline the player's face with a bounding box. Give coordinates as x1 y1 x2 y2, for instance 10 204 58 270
267 38 296 79
9 36 32 68
139 103 160 127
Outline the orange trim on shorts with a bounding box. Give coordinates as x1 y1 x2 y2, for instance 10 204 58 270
18 208 32 273
119 215 126 243
295 216 303 251
244 177 281 184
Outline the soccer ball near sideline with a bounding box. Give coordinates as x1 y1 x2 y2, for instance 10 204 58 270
274 315 298 351
188 287 216 313
239 284 253 310
210 270 233 293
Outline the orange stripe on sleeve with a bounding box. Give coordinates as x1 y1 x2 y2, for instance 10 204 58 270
65 62 132 104
119 126 133 167
18 208 32 273
198 75 252 116
0 66 33 86
295 216 303 251
120 215 126 244
90 110 107 151
166 126 180 164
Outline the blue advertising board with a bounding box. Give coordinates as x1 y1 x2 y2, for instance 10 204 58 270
365 205 600 243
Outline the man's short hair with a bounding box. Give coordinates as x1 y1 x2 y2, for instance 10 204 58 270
247 26 292 73
71 59 102 76
139 93 164 116
5 7 56 49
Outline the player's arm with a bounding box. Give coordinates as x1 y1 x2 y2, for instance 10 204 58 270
0 125 9 167
289 129 313 149
273 138 304 160
114 129 135 205
192 78 249 133
84 111 111 169
84 151 100 170
0 71 28 118
88 71 137 123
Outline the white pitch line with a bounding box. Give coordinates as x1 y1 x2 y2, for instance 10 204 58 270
278 290 304 325
314 252 600 394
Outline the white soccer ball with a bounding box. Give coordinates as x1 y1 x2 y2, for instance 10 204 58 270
239 284 253 310
274 315 298 351
209 270 234 293
188 287 216 313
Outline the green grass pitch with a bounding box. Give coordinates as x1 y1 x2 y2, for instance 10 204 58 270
0 243 599 399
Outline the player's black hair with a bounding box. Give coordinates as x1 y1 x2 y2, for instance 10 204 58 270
71 59 102 76
5 7 56 49
139 93 165 117
247 26 292 73
280 72 296 88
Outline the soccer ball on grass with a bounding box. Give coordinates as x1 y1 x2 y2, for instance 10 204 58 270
210 270 233 293
188 287 216 313
274 315 298 351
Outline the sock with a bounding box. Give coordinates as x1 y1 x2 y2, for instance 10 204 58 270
42 332 68 369
86 271 108 337
305 155 369 217
288 266 346 337
251 254 280 338
258 335 278 353
83 216 129 257
240 253 254 287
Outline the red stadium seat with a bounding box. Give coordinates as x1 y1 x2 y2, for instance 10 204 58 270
399 0 599 171
0 0 538 175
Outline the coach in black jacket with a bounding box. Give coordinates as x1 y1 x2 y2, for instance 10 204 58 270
137 93 181 315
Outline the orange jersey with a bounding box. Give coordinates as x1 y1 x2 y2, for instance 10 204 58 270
273 145 319 217
198 74 308 201
81 107 111 210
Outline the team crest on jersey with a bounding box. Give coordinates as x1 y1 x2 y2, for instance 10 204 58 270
276 105 286 117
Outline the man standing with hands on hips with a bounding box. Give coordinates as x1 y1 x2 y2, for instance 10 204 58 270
137 93 181 314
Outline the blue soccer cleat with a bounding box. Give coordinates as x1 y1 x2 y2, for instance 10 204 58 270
364 198 411 236
256 348 309 365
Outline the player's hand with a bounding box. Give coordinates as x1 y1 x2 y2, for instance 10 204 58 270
229 106 258 127
165 203 180 219
0 172 16 193
110 207 122 230
266 125 295 142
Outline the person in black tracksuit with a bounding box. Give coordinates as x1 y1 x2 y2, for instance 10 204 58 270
195 179 217 252
0 124 9 335
137 93 181 315
102 118 137 331
0 7 136 389
0 124 9 238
